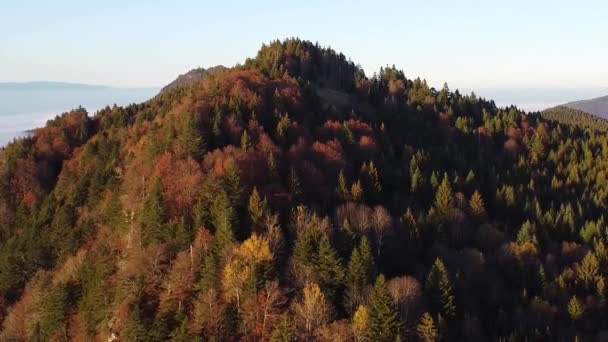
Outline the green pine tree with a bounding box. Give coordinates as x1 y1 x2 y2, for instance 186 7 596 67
141 177 167 245
426 258 456 319
368 274 399 341
315 236 344 300
211 189 236 252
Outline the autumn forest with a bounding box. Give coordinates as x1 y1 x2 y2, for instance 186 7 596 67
1 39 608 341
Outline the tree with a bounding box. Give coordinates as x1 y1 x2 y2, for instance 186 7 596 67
416 312 438 342
368 275 399 341
351 180 364 202
577 251 599 290
292 282 331 339
177 112 205 159
434 174 453 218
344 238 371 314
337 170 351 202
211 189 236 252
426 258 455 319
314 236 344 300
248 187 268 233
38 283 69 340
371 205 392 257
567 296 584 321
141 177 167 245
270 314 296 342
352 305 370 342
469 190 486 219
241 281 285 340
287 167 303 203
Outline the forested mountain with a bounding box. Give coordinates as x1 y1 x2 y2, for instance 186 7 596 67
543 105 608 131
564 95 608 119
2 38 608 341
160 66 226 94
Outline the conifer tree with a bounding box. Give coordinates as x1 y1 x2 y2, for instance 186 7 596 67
416 312 438 342
248 187 268 233
434 174 453 217
211 189 235 252
567 296 584 321
287 167 303 203
315 236 344 300
368 274 399 341
351 180 364 202
270 314 296 342
178 112 205 160
426 258 456 319
39 283 69 340
240 130 250 151
141 177 167 245
337 170 351 202
469 190 486 219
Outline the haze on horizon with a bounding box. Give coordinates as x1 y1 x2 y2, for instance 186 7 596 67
1 0 607 90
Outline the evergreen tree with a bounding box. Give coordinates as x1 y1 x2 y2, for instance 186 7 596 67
124 304 148 342
368 274 399 341
287 167 303 203
141 177 167 245
469 190 486 219
39 283 69 340
426 258 456 319
344 237 373 314
211 189 236 252
248 187 268 233
270 314 296 342
434 174 453 218
567 296 584 321
337 170 351 202
178 112 205 160
417 312 438 342
315 236 344 300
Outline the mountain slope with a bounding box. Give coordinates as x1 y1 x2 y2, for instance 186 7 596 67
542 105 608 131
563 94 608 118
1 38 608 341
160 65 226 94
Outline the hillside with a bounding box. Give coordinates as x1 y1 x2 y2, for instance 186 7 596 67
564 94 608 118
160 66 226 94
542 105 608 131
2 38 608 341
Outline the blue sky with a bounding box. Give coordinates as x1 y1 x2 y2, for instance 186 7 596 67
1 0 607 88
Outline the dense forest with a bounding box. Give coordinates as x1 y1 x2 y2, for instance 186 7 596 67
2 38 608 341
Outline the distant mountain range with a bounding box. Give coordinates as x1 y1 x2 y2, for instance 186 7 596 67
563 95 608 119
0 81 112 91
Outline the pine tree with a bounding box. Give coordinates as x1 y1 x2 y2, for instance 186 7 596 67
211 189 235 252
469 190 486 219
344 237 374 313
39 283 69 340
141 177 167 245
287 167 303 203
426 258 456 319
337 170 351 202
577 251 599 289
270 314 296 342
567 296 584 321
368 274 399 341
240 130 250 151
315 236 344 300
416 312 438 342
434 174 453 218
178 112 205 159
351 180 364 202
248 187 268 233
124 304 148 341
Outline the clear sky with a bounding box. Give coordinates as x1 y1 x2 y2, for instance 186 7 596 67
1 0 607 89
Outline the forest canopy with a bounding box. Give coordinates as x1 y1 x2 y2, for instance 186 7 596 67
1 38 608 341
